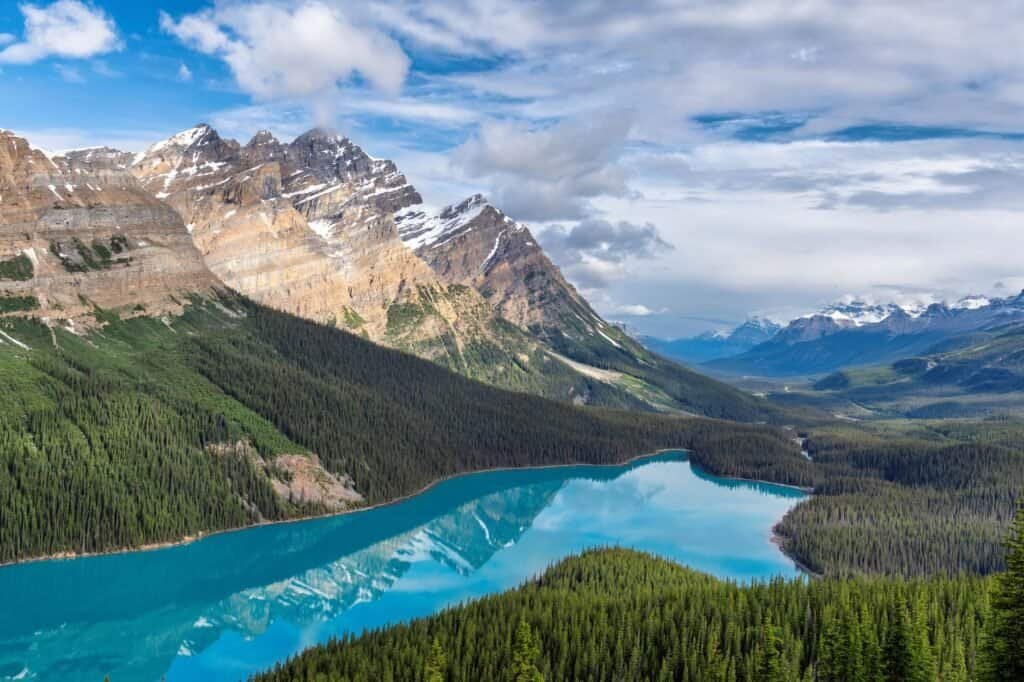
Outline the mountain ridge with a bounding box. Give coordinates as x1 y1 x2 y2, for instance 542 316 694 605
708 292 1024 376
121 123 774 419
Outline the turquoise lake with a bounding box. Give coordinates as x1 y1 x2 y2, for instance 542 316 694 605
0 452 806 681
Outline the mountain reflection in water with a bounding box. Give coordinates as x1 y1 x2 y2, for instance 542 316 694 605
0 452 805 682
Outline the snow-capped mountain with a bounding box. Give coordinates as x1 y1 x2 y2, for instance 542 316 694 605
121 124 766 418
815 299 916 326
0 129 220 325
643 317 782 364
709 291 1024 377
396 194 621 353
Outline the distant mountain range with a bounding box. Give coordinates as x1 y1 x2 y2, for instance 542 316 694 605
642 317 781 364
643 295 1024 379
708 294 1024 377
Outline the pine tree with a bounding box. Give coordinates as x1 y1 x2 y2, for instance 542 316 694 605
510 619 544 682
980 500 1024 681
425 637 446 682
758 612 790 682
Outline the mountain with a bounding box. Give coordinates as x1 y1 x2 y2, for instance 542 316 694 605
0 130 220 322
810 316 1024 418
127 124 773 419
642 317 781 364
253 548 987 682
0 128 795 564
129 124 636 407
708 293 1024 377
397 194 618 350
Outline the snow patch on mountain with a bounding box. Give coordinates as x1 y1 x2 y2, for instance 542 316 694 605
395 194 490 251
952 295 991 310
144 124 212 156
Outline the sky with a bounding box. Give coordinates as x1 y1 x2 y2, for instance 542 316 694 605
3 0 1024 337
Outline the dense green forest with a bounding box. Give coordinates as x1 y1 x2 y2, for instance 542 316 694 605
0 296 798 563
690 420 1024 576
253 548 993 682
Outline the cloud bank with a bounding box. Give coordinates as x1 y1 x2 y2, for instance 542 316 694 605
0 0 120 64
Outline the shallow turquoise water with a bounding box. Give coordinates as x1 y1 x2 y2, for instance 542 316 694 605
0 452 805 681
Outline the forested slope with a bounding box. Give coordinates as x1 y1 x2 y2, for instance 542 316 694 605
691 420 1024 576
0 296 799 564
255 548 990 682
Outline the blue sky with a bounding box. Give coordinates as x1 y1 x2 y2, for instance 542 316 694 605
5 0 1024 337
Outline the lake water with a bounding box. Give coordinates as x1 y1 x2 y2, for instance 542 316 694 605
0 451 806 682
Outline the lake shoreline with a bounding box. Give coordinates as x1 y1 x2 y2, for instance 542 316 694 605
0 447 691 569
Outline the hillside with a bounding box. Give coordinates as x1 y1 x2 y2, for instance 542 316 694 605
0 296 798 564
257 548 989 682
121 124 774 419
710 295 1024 378
805 320 1024 419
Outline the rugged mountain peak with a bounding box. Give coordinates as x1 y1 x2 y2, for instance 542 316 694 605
952 295 991 310
397 193 618 351
248 129 279 146
0 130 220 325
395 193 504 251
816 299 905 326
133 124 241 199
284 128 366 179
143 123 218 155
775 314 851 345
728 317 782 345
241 129 285 165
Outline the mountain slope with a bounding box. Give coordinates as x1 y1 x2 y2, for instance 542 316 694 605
0 131 220 322
642 317 781 364
0 296 798 563
127 125 660 409
126 125 775 420
710 294 1024 377
808 319 1024 418
397 194 778 420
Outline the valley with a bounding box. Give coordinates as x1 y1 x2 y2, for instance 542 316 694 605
0 453 806 681
0 121 1022 681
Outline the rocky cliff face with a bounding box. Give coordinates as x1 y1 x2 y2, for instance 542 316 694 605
0 130 220 324
131 124 444 340
122 124 767 417
128 125 617 401
397 195 639 361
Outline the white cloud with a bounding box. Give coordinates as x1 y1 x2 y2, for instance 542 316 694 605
0 0 120 64
160 1 410 109
53 62 83 83
605 303 660 317
177 62 192 82
153 0 1024 336
454 115 633 221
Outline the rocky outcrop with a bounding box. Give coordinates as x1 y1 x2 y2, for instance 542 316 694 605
0 130 221 323
128 125 591 392
397 195 633 354
131 125 444 339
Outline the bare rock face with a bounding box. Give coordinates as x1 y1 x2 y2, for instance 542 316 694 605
0 130 221 323
130 125 528 355
127 124 672 408
397 195 619 348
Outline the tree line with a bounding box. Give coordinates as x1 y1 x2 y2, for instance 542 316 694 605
0 298 798 563
255 505 1024 682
